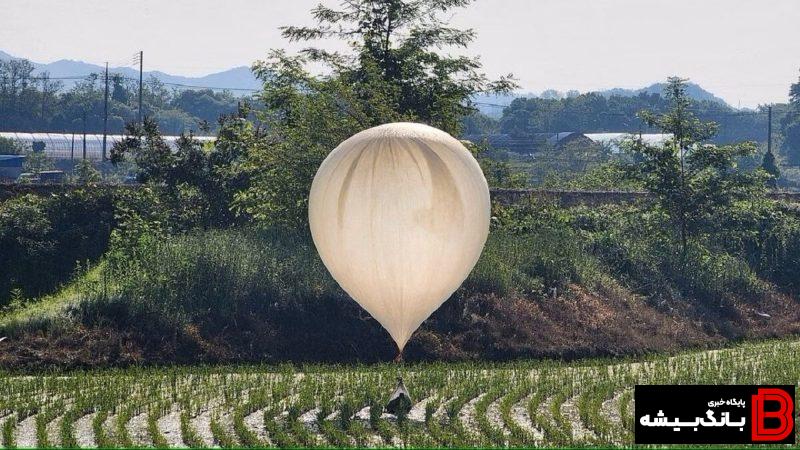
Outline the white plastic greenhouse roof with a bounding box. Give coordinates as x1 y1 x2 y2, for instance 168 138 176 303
0 132 215 161
584 133 672 154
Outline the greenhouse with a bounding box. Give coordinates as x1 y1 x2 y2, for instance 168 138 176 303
0 132 215 160
584 132 673 154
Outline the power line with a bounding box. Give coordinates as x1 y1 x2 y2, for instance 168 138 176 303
152 80 259 92
136 51 143 125
6 74 790 118
21 73 260 92
23 75 100 81
11 76 787 106
472 102 782 118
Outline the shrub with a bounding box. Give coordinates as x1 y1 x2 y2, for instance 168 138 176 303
582 204 767 304
0 189 114 307
99 228 329 330
0 136 22 155
72 159 101 184
465 229 596 298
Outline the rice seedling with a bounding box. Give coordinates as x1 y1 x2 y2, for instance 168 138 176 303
115 405 134 448
0 338 797 448
209 415 237 448
499 383 533 446
474 386 506 446
58 409 77 448
92 409 113 448
34 407 55 448
147 406 168 448
180 410 205 449
2 414 16 448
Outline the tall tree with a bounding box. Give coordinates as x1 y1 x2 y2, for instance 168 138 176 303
236 0 515 227
637 77 717 257
628 77 765 260
37 72 62 124
111 74 130 103
781 70 800 165
278 0 515 135
0 59 38 129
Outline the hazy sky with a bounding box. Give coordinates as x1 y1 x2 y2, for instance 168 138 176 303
2 0 799 107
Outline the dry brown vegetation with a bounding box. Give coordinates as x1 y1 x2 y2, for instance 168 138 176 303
3 281 798 371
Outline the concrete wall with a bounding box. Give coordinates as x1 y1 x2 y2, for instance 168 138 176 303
3 184 800 207
490 189 800 206
490 188 651 206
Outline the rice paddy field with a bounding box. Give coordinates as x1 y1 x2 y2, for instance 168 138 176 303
1 339 798 449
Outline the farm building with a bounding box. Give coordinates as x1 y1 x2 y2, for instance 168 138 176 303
463 132 587 154
584 132 673 154
0 132 215 161
0 155 25 181
545 131 593 147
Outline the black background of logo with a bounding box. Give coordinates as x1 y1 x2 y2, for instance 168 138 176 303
635 385 795 444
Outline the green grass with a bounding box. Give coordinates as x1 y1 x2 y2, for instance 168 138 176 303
0 223 607 339
0 262 108 334
1 338 796 448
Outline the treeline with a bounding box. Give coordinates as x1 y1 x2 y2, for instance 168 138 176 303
780 76 800 164
465 91 772 144
0 58 244 135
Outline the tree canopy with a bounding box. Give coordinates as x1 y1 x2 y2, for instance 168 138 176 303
0 58 240 135
496 90 768 145
781 71 800 165
626 77 766 259
236 0 515 228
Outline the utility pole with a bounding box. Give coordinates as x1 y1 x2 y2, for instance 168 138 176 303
137 50 143 125
102 62 109 161
41 77 46 122
82 111 87 160
767 105 773 156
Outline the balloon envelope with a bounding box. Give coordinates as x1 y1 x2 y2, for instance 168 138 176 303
308 122 490 351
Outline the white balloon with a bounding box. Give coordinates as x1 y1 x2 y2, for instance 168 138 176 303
309 122 490 351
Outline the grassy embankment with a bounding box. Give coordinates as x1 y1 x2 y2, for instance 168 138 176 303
2 200 799 368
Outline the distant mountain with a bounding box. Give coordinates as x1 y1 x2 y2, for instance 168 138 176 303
598 82 728 106
0 50 261 93
2 50 729 108
474 82 729 118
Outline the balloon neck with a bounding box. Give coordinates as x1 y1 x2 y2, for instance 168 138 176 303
393 350 404 363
